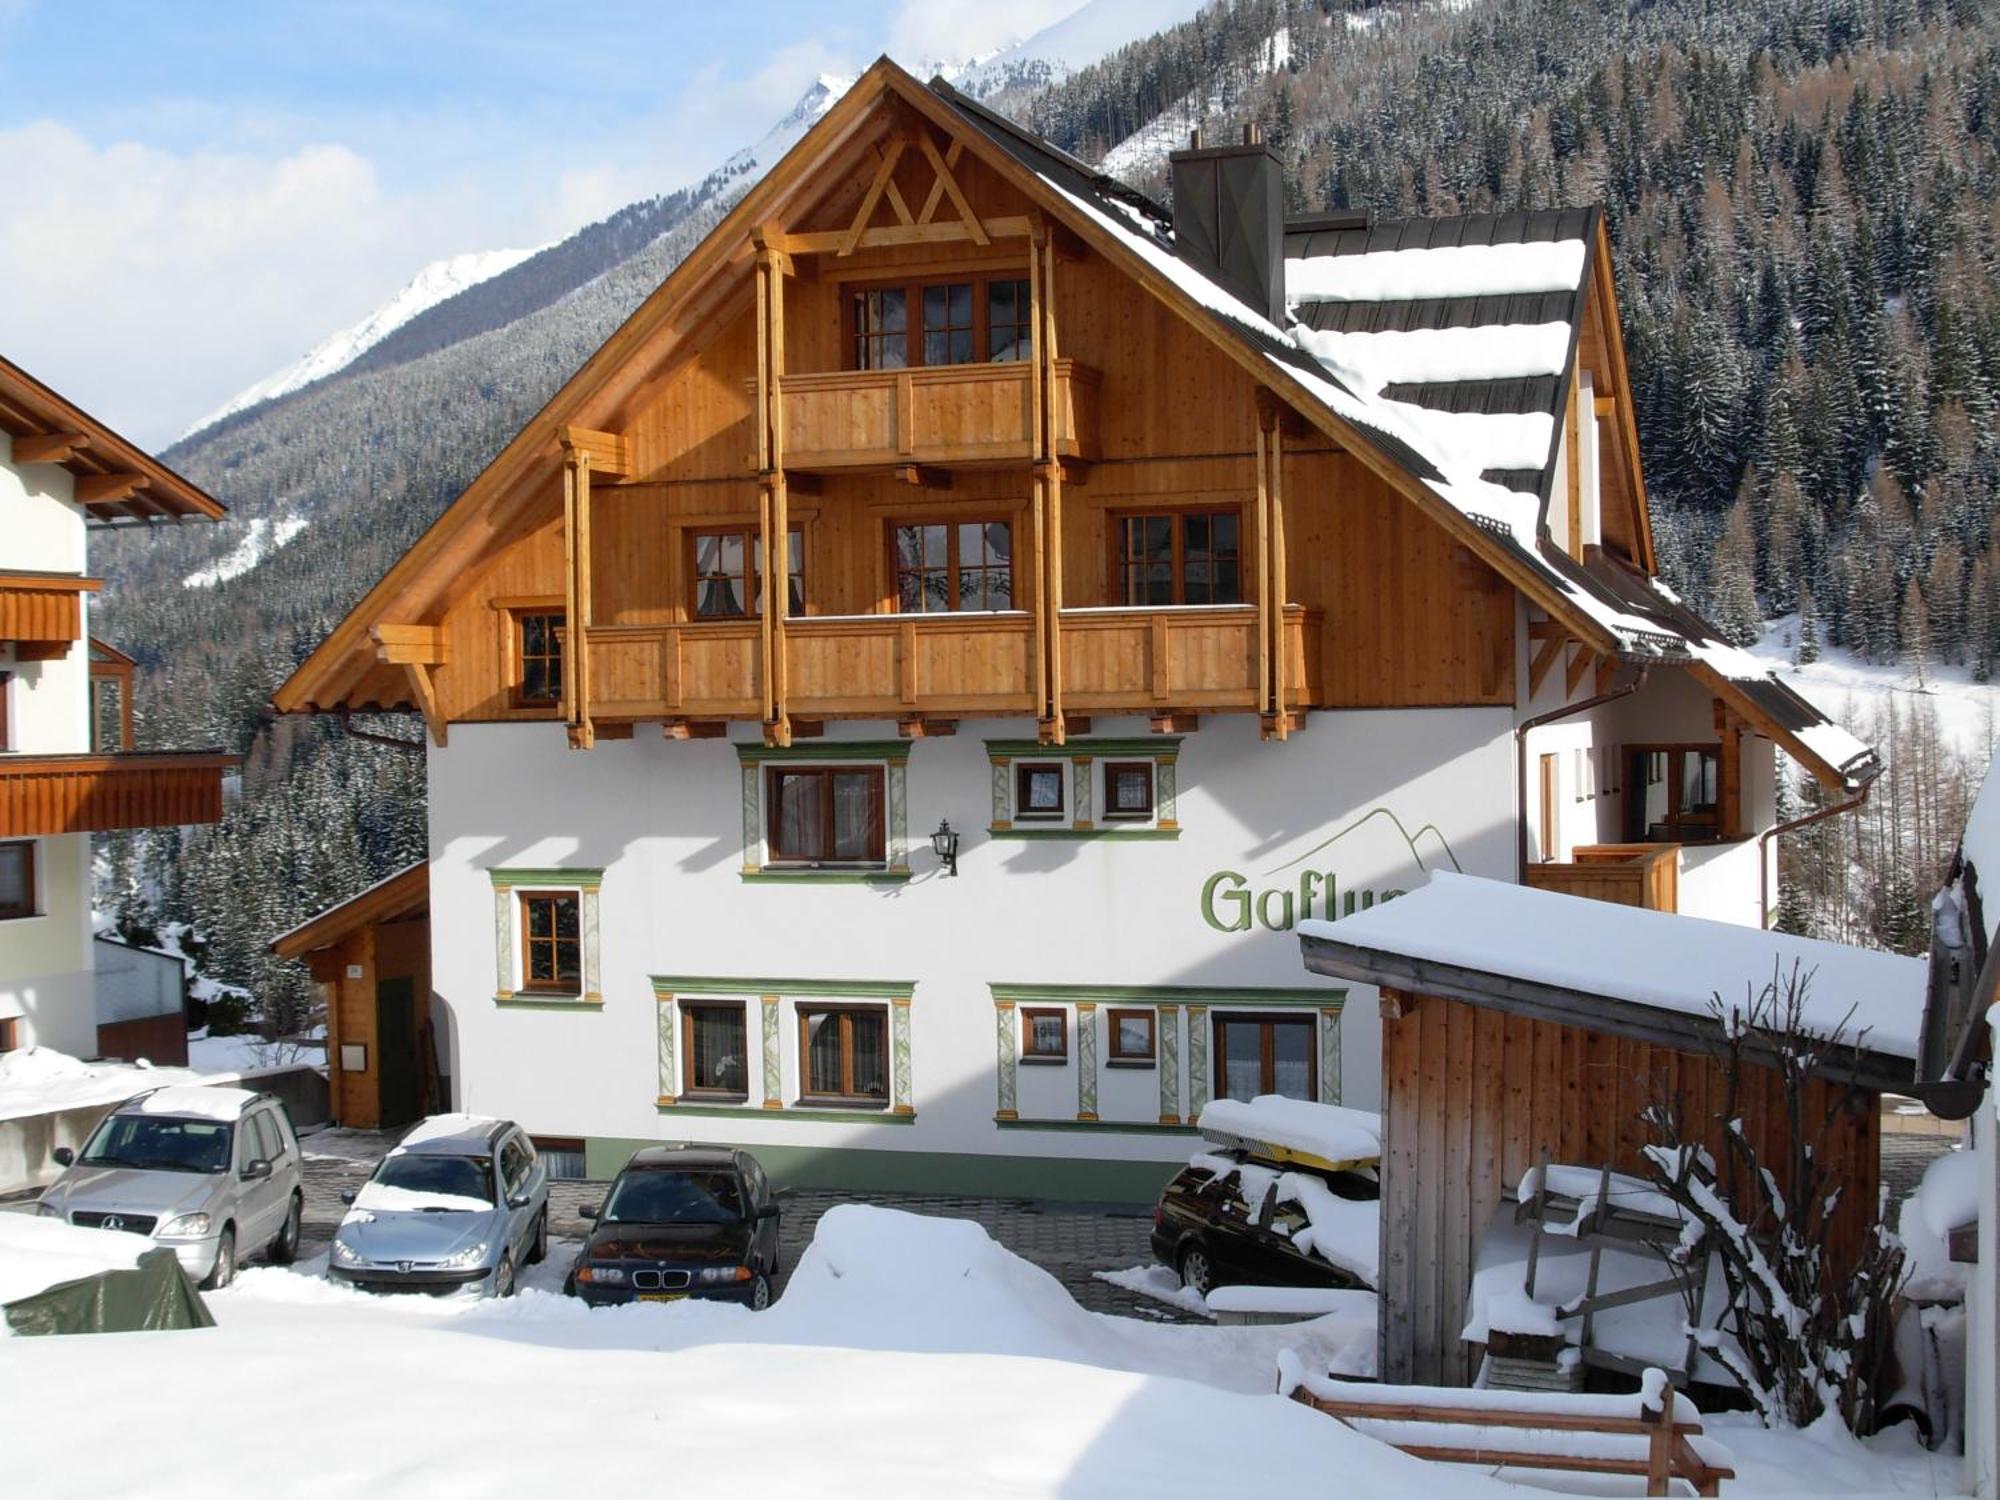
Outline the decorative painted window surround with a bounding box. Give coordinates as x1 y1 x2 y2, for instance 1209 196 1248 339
984 737 1181 840
988 982 1344 1132
650 974 916 1121
490 867 603 1005
735 741 912 882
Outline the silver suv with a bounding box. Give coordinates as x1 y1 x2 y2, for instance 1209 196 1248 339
37 1085 304 1289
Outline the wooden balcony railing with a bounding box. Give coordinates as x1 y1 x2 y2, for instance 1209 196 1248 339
1525 842 1679 912
582 604 1317 725
0 572 100 658
1061 605 1320 714
768 359 1099 472
0 751 235 837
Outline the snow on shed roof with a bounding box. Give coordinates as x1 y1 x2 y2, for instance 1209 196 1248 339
1300 872 1924 1083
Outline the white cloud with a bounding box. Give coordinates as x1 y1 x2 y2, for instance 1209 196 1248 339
885 0 1088 68
0 121 528 447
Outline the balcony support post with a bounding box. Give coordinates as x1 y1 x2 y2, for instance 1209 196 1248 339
1254 391 1274 737
1035 228 1067 745
753 229 794 748
559 446 596 749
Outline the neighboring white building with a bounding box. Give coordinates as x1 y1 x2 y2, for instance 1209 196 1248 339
0 355 232 1062
273 64 1879 1197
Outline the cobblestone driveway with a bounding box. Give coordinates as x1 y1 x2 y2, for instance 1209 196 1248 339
297 1140 1184 1319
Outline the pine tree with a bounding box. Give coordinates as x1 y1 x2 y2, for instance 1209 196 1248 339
1796 584 1822 664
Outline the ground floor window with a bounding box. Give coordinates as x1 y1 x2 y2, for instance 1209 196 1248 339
531 1137 586 1180
1107 1008 1155 1066
0 841 35 921
1214 1013 1316 1102
799 1005 889 1106
1020 1007 1068 1062
518 891 581 993
682 1002 749 1100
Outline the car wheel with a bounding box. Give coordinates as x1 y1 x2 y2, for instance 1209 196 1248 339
202 1227 237 1291
749 1273 772 1311
1177 1242 1213 1297
527 1209 548 1265
493 1251 516 1298
268 1194 302 1265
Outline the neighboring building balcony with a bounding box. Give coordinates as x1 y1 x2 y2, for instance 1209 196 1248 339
761 358 1100 472
581 603 1320 725
1524 842 1679 913
0 571 101 661
0 751 235 837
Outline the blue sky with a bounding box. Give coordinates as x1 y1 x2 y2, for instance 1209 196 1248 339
0 1 1084 444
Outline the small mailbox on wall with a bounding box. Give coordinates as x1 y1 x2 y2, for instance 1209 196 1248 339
340 1043 367 1073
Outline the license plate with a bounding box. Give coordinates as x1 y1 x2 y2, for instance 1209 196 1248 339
638 1292 685 1302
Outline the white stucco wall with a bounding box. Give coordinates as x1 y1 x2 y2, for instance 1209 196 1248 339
427 709 1518 1171
1 431 92 754
0 834 97 1055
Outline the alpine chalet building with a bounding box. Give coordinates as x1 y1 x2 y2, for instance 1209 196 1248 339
274 63 1877 1196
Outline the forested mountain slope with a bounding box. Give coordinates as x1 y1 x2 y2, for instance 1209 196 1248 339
95 0 2000 1022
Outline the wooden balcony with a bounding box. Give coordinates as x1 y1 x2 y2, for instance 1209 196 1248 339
0 751 235 837
0 572 100 659
770 358 1099 472
1525 842 1679 912
1062 605 1320 714
582 604 1316 725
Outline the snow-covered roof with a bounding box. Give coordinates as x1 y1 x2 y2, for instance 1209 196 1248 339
934 81 1876 789
1300 872 1924 1083
132 1084 258 1121
1196 1095 1381 1166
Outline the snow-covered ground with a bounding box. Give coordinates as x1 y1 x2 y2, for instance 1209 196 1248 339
0 1205 1960 1497
1748 615 2000 763
181 513 309 588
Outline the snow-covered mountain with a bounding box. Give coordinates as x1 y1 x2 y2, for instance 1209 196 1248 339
183 247 542 439
947 0 1213 97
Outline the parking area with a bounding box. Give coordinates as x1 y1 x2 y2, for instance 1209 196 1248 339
294 1136 1188 1319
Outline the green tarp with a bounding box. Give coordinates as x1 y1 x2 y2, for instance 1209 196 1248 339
3 1246 214 1336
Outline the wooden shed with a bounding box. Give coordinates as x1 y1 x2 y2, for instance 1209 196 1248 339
1302 872 1925 1386
270 863 434 1129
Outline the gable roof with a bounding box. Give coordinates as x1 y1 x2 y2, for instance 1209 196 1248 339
269 861 429 960
0 355 225 525
270 59 1873 790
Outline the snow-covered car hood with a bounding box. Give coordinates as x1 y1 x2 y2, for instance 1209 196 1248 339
44 1165 220 1225
337 1205 499 1265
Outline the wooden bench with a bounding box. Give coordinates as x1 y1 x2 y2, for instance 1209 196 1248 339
1280 1364 1736 1497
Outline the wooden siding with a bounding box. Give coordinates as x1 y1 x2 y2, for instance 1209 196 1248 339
303 914 429 1131
0 573 98 650
1379 990 1880 1386
0 752 233 836
1525 843 1679 912
97 1012 188 1068
409 113 1517 727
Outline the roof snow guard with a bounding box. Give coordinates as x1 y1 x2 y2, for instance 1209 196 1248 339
929 79 1874 791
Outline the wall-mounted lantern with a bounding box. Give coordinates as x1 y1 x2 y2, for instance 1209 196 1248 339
930 819 960 878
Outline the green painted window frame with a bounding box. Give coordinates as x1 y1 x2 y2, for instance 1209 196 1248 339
489 867 603 1005
984 737 1180 841
736 742 912 880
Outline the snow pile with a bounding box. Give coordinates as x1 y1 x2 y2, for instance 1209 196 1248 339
1897 1185 1968 1303
1190 1153 1379 1287
134 1084 254 1121
1206 1284 1370 1318
1305 871 1927 1060
1915 1149 1979 1239
1198 1094 1382 1163
1095 1262 1216 1318
0 1046 301 1125
0 1205 1461 1498
1287 239 1588 302
0 1214 152 1310
1517 1163 1686 1230
351 1182 490 1216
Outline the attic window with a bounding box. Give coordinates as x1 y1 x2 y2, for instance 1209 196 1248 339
514 610 565 708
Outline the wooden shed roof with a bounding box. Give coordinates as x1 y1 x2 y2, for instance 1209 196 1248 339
270 861 429 960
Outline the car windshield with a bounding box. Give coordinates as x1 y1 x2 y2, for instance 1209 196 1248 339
79 1114 233 1175
374 1152 495 1204
601 1169 743 1224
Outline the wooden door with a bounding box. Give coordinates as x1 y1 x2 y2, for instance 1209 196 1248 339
375 977 421 1126
1538 752 1560 862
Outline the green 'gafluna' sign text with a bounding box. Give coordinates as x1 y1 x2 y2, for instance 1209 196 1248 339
1200 870 1403 933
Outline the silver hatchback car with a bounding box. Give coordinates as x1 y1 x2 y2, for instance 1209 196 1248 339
328 1115 549 1297
37 1085 304 1288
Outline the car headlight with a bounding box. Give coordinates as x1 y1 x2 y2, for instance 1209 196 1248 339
696 1266 753 1285
575 1265 626 1285
157 1212 211 1239
435 1242 490 1271
331 1239 365 1266
36 1202 64 1220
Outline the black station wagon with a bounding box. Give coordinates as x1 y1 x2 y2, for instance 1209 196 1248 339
1150 1152 1379 1296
